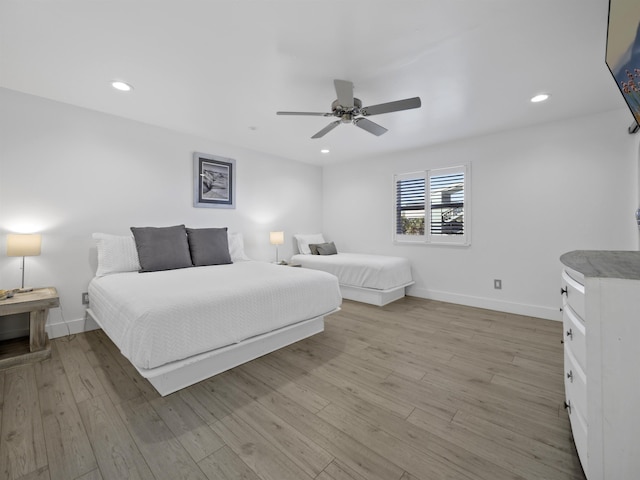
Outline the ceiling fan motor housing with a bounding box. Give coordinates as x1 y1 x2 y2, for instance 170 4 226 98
332 98 362 115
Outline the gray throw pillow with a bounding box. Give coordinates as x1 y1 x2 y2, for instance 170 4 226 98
316 241 338 255
309 243 321 255
131 225 193 272
186 227 232 266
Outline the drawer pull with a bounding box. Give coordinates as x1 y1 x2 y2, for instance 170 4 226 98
561 287 568 296
564 400 572 414
566 370 573 382
566 328 573 340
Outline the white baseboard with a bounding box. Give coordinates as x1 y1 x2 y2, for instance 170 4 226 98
46 314 100 339
407 286 561 321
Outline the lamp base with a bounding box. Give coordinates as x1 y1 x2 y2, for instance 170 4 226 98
18 287 34 293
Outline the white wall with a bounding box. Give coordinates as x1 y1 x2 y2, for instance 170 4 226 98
322 109 640 320
0 88 323 337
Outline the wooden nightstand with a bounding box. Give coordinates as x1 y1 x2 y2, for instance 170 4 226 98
0 287 59 369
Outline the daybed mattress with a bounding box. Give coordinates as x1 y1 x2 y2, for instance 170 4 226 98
88 261 341 369
290 253 412 290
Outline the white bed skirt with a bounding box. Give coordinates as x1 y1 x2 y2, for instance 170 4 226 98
86 308 336 396
340 281 414 306
291 252 413 306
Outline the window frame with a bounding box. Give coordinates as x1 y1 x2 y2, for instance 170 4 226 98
393 164 470 246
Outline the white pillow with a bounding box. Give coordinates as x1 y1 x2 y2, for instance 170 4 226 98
227 232 251 262
294 233 325 255
93 233 141 276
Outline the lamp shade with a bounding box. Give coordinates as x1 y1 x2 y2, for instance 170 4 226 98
269 231 284 246
7 234 42 257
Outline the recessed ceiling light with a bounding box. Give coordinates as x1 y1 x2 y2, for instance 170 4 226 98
112 81 133 92
530 93 550 103
320 149 330 154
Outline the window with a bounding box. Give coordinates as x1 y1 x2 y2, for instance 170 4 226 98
394 164 469 245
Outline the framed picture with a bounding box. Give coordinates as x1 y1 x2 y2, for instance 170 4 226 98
193 152 236 209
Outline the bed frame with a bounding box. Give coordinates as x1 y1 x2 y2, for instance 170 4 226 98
86 308 336 396
339 281 414 306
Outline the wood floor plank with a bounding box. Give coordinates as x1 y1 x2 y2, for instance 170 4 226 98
13 466 49 480
320 460 371 480
265 349 416 419
115 395 207 480
34 342 97 480
448 352 563 394
199 373 334 478
75 469 103 480
226 369 405 480
91 330 160 402
77 394 155 480
451 401 573 450
210 412 314 480
237 358 331 413
297 338 393 380
317 402 482 480
451 409 583 477
318 393 514 480
197 445 261 480
149 393 225 463
82 331 143 405
53 336 105 404
0 365 47 480
408 406 583 480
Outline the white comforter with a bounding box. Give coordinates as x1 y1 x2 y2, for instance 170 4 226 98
290 253 413 290
88 261 341 369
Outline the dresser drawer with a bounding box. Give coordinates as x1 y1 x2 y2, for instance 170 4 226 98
562 269 585 320
563 305 586 372
567 395 589 474
564 349 587 420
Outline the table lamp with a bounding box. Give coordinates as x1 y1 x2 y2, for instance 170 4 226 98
7 233 41 292
269 231 284 264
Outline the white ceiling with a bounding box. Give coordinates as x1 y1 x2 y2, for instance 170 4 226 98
0 0 627 165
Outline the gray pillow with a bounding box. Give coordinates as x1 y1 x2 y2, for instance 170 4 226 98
131 225 193 272
316 241 338 255
309 243 321 255
186 227 232 266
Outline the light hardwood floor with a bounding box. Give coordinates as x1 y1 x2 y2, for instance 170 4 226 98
0 297 586 480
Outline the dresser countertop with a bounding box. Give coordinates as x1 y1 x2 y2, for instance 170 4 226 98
560 250 640 280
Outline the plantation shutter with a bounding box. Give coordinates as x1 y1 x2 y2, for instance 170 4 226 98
427 165 468 245
393 172 426 242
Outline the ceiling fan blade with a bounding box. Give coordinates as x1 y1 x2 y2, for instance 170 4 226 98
311 120 341 139
361 97 421 116
334 79 354 108
353 117 388 136
277 111 332 116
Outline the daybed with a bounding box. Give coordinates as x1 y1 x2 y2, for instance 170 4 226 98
292 234 414 306
87 227 341 396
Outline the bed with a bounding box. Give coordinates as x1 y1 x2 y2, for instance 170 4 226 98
88 228 342 396
292 234 414 306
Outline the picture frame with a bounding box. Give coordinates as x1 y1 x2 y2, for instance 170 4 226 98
193 152 236 209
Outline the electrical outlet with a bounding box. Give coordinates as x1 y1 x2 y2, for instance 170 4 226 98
494 279 502 290
82 292 89 305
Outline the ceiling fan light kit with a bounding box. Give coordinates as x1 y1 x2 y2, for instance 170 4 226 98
277 79 421 138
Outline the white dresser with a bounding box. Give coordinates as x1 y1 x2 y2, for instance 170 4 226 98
560 251 640 480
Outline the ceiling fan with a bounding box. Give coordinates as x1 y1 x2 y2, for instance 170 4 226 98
277 79 421 139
